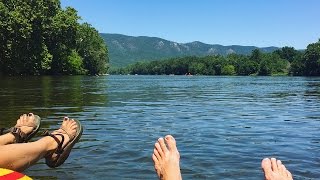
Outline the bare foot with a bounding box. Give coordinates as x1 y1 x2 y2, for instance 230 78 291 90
261 158 293 180
152 135 182 180
46 117 77 161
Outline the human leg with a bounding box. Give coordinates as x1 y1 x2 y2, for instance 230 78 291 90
261 158 293 180
152 135 182 180
0 136 60 171
0 117 80 172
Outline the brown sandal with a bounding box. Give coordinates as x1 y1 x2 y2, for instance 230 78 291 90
44 119 83 168
10 113 41 143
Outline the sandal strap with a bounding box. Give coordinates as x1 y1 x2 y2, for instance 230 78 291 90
10 127 27 143
42 130 65 155
60 128 74 140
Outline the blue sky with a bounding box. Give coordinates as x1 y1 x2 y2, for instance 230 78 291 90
61 0 320 49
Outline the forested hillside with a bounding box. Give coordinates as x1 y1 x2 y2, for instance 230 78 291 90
101 33 278 67
111 39 320 76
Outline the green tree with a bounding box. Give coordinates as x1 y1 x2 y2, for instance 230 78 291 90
77 23 109 75
258 59 272 75
189 62 206 75
290 58 305 76
48 7 80 74
274 46 298 63
221 65 236 75
304 39 320 76
250 49 262 63
267 53 289 75
64 50 85 74
236 59 258 75
0 0 108 75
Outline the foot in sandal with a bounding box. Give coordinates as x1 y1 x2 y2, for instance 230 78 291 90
44 117 83 168
11 113 41 143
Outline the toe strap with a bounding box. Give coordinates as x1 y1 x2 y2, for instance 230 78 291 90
60 128 74 140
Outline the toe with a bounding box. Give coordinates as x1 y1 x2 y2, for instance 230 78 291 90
27 113 34 121
276 159 282 166
158 137 168 154
262 158 274 180
261 158 272 173
153 147 161 160
71 121 77 128
155 142 164 157
23 114 29 123
280 164 287 176
271 158 278 172
27 113 35 124
165 135 178 152
152 153 159 164
277 160 286 176
16 114 25 127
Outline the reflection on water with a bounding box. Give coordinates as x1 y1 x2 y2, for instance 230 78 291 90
0 76 108 127
0 75 319 179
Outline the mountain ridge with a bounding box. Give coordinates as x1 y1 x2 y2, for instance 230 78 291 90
100 33 279 67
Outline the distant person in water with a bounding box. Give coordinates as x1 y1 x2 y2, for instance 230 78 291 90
152 135 293 180
0 113 83 172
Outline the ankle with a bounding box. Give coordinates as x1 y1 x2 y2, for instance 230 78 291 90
44 132 71 155
45 136 60 152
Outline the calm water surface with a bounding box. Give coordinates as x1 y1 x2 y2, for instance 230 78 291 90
0 75 319 179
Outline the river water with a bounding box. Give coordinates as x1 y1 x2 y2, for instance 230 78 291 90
0 75 319 179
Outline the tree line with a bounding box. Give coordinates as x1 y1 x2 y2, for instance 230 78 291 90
0 0 108 76
111 39 320 76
